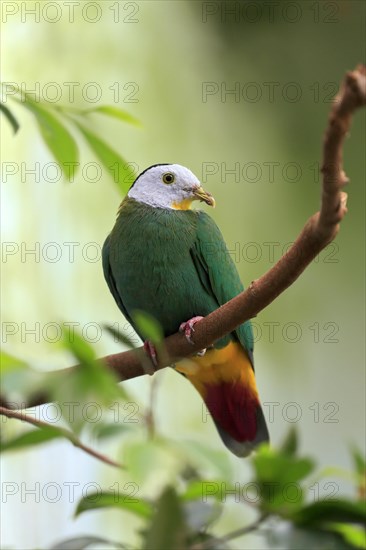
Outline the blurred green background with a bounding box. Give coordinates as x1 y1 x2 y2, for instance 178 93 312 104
1 1 365 548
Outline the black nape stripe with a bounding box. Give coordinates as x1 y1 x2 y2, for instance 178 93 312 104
129 163 172 190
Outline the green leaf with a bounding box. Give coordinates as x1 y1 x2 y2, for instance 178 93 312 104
281 427 298 456
1 425 63 452
75 491 152 519
49 535 124 549
0 102 19 133
182 480 230 502
103 324 137 349
73 121 136 195
15 95 78 180
132 310 163 345
293 500 366 527
253 445 314 485
352 448 366 500
55 330 128 431
0 351 47 405
252 445 314 514
63 330 97 366
61 329 126 401
0 351 28 374
326 523 366 549
83 105 141 127
352 448 366 477
91 422 133 440
143 487 187 550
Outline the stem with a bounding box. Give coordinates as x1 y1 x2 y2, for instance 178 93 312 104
0 406 124 469
191 513 269 549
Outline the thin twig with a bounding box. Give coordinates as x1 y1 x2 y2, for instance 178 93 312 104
0 406 124 469
144 375 160 439
191 513 269 549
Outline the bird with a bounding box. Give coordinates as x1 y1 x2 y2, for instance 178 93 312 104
102 163 269 457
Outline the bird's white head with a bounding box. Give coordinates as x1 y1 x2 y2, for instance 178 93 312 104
128 163 215 210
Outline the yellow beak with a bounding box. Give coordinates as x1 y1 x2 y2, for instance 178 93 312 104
193 186 216 207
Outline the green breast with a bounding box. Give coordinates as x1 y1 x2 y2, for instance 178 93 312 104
108 198 220 336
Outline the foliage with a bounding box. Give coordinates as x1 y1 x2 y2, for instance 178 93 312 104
1 336 365 549
0 83 138 194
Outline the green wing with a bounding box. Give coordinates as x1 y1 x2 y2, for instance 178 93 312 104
102 234 137 331
191 211 254 360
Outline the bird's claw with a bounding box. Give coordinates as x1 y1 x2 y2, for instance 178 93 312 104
179 316 207 356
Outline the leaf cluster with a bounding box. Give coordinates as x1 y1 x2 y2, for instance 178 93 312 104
1 337 365 549
1 84 139 194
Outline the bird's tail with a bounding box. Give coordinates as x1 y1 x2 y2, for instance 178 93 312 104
176 341 269 457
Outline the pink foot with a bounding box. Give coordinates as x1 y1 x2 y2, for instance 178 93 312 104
179 316 206 355
143 340 158 371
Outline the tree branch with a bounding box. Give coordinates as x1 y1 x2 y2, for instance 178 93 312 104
2 65 365 410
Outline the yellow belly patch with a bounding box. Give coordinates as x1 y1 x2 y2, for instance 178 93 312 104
176 341 258 399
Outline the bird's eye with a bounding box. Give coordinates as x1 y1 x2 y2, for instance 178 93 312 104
162 172 175 184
